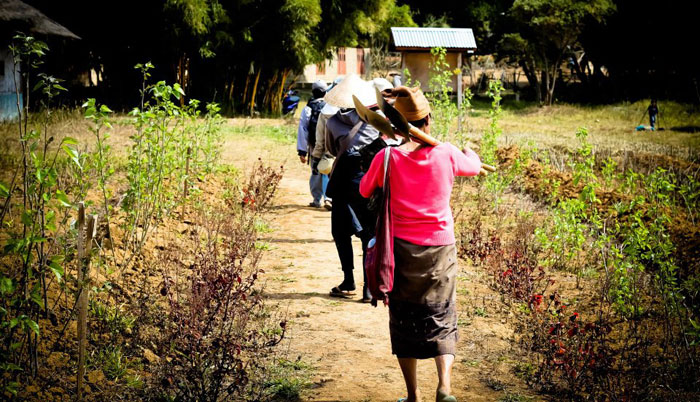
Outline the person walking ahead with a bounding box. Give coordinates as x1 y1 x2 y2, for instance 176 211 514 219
360 86 483 402
323 74 379 302
647 99 659 131
296 80 329 208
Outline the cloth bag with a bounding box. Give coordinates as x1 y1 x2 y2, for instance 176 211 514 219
364 148 394 306
317 154 334 175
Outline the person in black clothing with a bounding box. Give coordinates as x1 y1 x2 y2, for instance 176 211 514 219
648 99 659 131
322 74 380 302
296 80 329 207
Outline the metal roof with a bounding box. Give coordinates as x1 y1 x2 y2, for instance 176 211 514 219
391 27 476 50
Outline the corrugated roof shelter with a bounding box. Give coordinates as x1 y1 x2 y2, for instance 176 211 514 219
390 27 477 105
391 27 476 52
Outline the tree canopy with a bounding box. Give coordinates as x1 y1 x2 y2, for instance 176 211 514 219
18 0 700 112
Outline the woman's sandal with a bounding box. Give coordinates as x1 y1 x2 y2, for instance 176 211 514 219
329 286 355 298
437 391 457 402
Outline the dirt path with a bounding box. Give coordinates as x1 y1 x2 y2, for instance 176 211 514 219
251 158 531 402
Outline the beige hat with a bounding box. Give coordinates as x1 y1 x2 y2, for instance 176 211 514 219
323 74 376 109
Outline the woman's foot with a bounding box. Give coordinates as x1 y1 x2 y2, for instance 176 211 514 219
330 281 356 298
436 390 456 402
362 284 372 303
398 390 422 402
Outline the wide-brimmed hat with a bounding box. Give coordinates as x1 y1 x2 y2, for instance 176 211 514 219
323 74 376 109
372 77 393 92
389 86 431 121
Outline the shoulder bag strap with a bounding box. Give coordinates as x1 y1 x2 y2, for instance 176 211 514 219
382 147 391 189
329 120 364 177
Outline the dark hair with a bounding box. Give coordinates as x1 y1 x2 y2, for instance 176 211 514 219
312 88 326 99
409 114 430 129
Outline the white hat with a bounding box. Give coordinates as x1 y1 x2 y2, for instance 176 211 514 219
323 74 376 109
320 103 339 116
372 77 393 92
312 80 328 92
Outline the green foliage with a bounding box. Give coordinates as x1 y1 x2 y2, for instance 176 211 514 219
119 63 223 267
88 345 129 380
426 47 472 147
264 358 312 401
501 0 615 104
1 35 76 387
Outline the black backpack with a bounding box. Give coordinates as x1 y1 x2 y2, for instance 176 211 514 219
306 99 325 148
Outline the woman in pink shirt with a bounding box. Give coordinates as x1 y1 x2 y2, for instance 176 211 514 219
359 87 482 402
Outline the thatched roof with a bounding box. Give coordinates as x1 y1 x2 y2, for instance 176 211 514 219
0 0 80 39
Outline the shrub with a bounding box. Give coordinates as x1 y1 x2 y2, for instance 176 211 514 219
153 163 285 401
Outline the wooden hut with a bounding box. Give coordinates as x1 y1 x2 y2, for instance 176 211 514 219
300 47 371 85
390 27 476 107
0 0 79 121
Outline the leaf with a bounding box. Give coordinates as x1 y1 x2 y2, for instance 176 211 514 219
62 136 79 145
48 259 64 281
55 190 71 208
30 288 44 308
0 277 14 294
0 181 8 198
174 83 186 97
21 210 33 226
62 145 82 170
25 318 40 336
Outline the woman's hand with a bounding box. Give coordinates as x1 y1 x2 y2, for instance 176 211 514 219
462 147 496 176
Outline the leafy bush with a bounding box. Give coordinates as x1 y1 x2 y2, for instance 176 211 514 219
153 163 285 401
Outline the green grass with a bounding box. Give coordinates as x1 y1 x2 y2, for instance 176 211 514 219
224 122 296 145
88 345 129 380
264 358 313 401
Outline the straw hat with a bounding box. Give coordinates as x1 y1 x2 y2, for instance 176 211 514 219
323 74 376 109
390 86 431 121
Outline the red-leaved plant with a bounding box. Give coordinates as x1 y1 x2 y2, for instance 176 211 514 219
527 291 615 397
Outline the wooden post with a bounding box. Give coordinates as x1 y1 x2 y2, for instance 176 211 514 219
457 52 463 133
457 52 463 109
182 146 191 219
77 203 97 401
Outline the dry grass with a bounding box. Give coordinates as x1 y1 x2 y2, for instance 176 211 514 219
1 99 698 169
465 98 700 159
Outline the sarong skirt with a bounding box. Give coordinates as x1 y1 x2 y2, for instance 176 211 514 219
389 237 458 359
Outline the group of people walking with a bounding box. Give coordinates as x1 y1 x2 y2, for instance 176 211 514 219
294 74 487 402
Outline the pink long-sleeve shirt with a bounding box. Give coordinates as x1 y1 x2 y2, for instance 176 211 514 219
359 143 481 246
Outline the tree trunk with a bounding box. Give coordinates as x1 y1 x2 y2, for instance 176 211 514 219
274 69 290 115
249 67 262 116
242 73 251 107
519 59 540 104
225 79 235 114
177 53 189 107
263 71 278 111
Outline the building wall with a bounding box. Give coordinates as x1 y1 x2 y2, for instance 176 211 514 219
300 47 371 84
402 51 460 92
0 49 22 121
